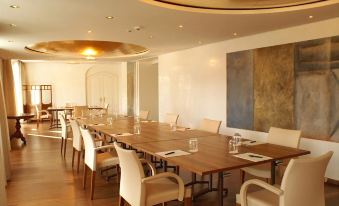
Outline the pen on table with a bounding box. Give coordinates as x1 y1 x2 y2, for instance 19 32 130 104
165 151 175 155
250 141 256 143
249 154 263 158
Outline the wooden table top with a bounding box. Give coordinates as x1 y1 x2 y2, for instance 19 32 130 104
7 113 35 119
132 135 310 175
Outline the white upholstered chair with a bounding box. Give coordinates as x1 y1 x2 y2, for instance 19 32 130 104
165 113 179 124
200 118 221 134
35 105 51 127
80 127 119 200
241 127 301 182
70 119 83 173
114 142 191 206
73 106 89 118
139 110 149 120
59 114 72 158
237 151 333 206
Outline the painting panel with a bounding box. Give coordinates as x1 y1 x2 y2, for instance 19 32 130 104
253 44 295 132
226 50 254 130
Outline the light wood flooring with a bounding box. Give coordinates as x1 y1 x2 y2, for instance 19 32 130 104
5 122 339 206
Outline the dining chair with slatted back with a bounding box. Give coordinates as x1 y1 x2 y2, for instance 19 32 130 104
70 119 83 173
35 105 51 128
80 127 119 200
238 151 333 206
200 118 221 134
165 113 179 124
139 110 149 120
114 142 192 206
59 114 72 158
241 127 301 183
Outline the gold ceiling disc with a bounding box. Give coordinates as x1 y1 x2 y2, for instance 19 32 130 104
141 0 337 14
25 40 149 58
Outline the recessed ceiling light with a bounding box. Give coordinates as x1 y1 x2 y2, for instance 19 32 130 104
233 32 238 36
81 48 98 56
9 23 17 27
105 16 114 19
87 30 92 33
8 40 14 43
149 35 153 39
178 25 184 28
9 5 20 8
309 15 314 19
198 41 202 44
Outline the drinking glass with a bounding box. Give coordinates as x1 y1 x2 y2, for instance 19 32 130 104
233 133 242 146
170 122 177 131
188 138 198 152
228 140 238 154
107 117 113 126
134 124 141 135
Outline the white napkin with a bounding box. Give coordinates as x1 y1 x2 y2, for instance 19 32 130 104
233 152 272 162
156 150 191 158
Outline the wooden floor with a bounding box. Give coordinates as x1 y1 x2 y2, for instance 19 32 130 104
6 122 339 206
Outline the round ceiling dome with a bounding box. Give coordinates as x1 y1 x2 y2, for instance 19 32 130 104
141 0 336 14
25 40 148 59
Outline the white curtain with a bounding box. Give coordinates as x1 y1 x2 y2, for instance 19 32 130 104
0 59 10 205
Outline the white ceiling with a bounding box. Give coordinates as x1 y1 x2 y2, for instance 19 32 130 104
0 0 338 62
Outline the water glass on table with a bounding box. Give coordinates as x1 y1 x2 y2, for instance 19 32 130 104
170 122 177 131
188 138 198 152
134 124 141 135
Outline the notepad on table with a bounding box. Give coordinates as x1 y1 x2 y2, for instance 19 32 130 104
233 152 272 162
156 150 191 158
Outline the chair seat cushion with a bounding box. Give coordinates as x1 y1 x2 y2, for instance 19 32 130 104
145 178 180 206
97 152 119 168
242 163 271 179
236 186 279 206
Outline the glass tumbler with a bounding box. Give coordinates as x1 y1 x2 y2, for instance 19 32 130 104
188 138 198 152
134 124 141 135
170 122 177 131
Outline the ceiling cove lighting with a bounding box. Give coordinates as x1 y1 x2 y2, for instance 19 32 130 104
9 5 20 8
24 40 149 58
140 0 336 14
105 16 114 19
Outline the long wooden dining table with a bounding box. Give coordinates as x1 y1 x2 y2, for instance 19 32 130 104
77 116 310 206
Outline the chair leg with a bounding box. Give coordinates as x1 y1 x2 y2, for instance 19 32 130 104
83 164 87 189
63 138 67 158
77 150 81 174
90 170 96 200
184 197 192 206
60 138 64 156
37 118 39 128
72 148 75 168
119 195 125 206
241 170 245 184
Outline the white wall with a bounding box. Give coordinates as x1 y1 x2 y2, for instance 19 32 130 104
158 17 339 180
23 62 128 114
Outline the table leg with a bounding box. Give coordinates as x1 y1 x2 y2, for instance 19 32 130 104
10 119 26 144
271 161 276 185
218 172 224 206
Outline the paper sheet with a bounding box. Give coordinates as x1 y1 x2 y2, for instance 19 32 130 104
156 150 191 158
233 152 272 162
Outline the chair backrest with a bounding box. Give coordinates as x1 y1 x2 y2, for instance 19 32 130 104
59 114 68 139
165 113 179 124
73 106 89 118
139 110 149 120
280 151 333 206
200 118 221 134
79 127 97 171
70 119 82 151
267 127 301 148
104 103 109 110
114 142 145 206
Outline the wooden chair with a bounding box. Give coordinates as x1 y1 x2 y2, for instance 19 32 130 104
139 110 149 120
80 127 119 200
241 127 301 183
35 105 51 127
69 119 83 173
165 113 179 124
114 142 192 206
59 114 72 158
200 118 221 134
237 151 333 206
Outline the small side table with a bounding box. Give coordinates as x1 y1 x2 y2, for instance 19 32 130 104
7 113 35 145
